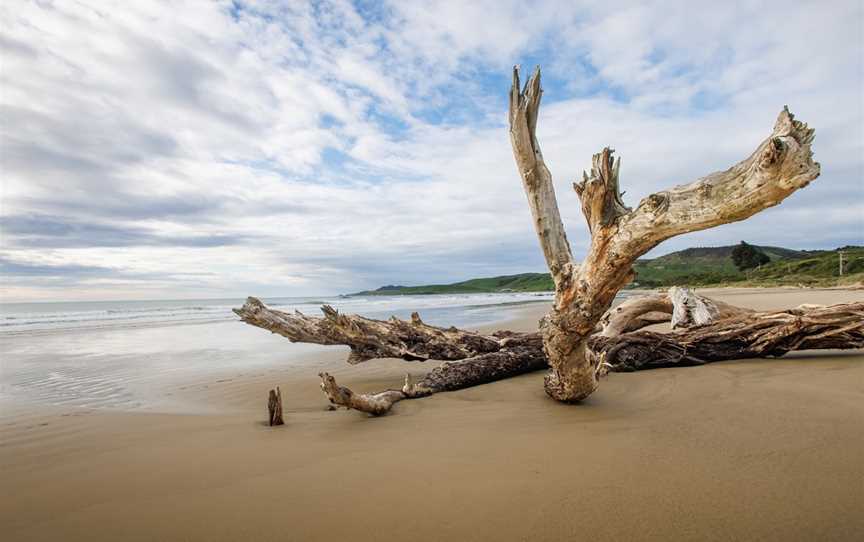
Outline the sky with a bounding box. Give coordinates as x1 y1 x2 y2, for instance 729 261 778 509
1 0 862 301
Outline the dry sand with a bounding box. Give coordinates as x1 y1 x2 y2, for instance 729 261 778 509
2 288 863 541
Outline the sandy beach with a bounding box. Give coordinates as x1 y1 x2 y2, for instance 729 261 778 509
2 287 862 541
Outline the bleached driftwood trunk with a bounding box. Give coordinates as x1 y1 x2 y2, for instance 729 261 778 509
508 66 820 401
235 64 836 414
234 295 863 414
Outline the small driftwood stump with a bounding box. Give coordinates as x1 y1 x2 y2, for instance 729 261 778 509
267 386 284 426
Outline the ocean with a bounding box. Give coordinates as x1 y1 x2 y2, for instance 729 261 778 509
0 292 553 335
0 293 553 413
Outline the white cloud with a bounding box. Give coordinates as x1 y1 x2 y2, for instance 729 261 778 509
0 0 861 301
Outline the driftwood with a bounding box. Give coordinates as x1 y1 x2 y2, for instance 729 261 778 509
508 66 820 401
267 386 284 426
236 63 839 413
318 343 546 415
591 301 864 372
234 297 517 363
235 293 864 415
599 287 754 336
235 296 546 414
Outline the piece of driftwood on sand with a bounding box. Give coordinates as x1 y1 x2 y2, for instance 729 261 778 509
234 291 863 415
234 64 862 416
267 386 284 426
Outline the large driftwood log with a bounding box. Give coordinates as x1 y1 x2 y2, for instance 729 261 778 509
236 64 827 411
235 295 863 415
508 66 820 401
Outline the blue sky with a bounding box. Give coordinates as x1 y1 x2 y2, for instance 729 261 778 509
1 0 862 301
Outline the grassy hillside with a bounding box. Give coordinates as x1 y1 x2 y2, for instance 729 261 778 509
742 246 864 286
631 245 807 287
350 245 863 295
351 272 553 295
648 245 805 264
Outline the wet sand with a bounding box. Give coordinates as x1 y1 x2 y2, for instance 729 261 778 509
2 288 863 541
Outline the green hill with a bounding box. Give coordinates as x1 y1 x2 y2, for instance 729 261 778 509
351 273 553 296
649 245 804 264
631 245 808 287
350 245 863 295
744 245 864 286
632 245 863 288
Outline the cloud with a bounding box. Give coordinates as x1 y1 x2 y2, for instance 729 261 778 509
0 257 113 278
0 214 248 248
0 0 861 301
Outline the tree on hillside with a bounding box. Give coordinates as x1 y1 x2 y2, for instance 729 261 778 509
731 241 770 271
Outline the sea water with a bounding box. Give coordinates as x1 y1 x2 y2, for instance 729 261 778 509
0 293 553 413
0 292 553 334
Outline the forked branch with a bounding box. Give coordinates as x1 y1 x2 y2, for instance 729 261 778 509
508 65 821 402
